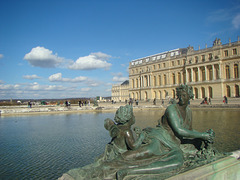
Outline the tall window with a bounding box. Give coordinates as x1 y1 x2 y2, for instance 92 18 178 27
202 69 206 81
195 70 198 82
154 76 156 86
202 55 205 62
195 56 198 63
172 61 174 66
209 68 213 80
201 87 205 98
233 48 237 55
194 88 198 99
178 72 181 84
234 64 239 78
188 69 192 82
158 75 161 86
208 53 213 60
163 63 166 68
224 50 228 57
132 79 135 88
172 73 175 84
216 66 220 79
226 85 231 97
235 85 239 97
158 64 161 69
177 60 180 65
226 65 230 79
164 74 167 85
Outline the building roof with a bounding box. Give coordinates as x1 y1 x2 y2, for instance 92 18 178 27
121 80 129 85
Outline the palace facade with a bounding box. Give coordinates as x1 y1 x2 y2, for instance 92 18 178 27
128 38 240 100
111 80 129 102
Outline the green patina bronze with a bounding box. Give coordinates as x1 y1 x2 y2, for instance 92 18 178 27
61 84 226 180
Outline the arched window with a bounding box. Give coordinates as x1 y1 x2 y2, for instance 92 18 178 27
195 70 198 82
194 88 198 99
226 85 231 97
159 91 162 99
172 73 176 84
201 87 205 98
226 65 230 79
145 91 148 100
153 76 156 86
172 89 175 99
164 74 167 85
208 86 213 98
153 91 156 99
164 90 167 98
202 68 206 81
188 69 192 82
209 68 213 80
178 72 181 84
234 64 239 78
235 85 239 97
158 75 161 86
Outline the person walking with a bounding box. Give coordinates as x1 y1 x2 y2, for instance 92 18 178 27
208 97 211 105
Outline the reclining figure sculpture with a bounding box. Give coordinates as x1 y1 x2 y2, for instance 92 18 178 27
60 85 223 180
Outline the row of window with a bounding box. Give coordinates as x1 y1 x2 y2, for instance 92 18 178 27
131 84 239 100
131 64 239 88
131 48 238 75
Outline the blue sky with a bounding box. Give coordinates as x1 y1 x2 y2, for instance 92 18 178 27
0 0 240 100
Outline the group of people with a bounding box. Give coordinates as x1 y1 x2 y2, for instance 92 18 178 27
200 96 229 105
78 100 90 107
65 100 71 107
28 101 32 108
200 97 211 105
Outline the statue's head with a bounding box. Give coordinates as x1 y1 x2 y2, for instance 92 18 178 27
114 105 135 125
176 84 194 105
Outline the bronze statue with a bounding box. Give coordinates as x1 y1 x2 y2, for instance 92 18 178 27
60 85 223 180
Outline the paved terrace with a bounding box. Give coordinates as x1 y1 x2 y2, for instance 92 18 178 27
0 97 240 116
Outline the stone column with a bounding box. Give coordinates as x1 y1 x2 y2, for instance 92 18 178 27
149 75 151 87
238 62 240 78
191 68 193 82
212 64 215 80
219 64 222 79
230 64 234 79
185 69 188 83
205 66 207 81
198 67 201 82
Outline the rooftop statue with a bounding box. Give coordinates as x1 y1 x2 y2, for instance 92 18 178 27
60 85 224 180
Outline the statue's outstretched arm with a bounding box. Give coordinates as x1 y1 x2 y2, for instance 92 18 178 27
166 109 211 141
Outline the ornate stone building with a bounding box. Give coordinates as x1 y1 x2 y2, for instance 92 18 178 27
111 80 129 102
129 38 240 100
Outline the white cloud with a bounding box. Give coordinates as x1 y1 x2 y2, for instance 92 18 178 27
111 72 128 82
23 74 41 80
49 73 87 83
232 14 240 29
69 52 112 70
112 72 123 76
81 87 91 92
0 54 3 59
24 46 64 68
0 80 4 84
112 76 128 82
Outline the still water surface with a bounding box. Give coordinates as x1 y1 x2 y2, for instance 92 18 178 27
0 109 239 179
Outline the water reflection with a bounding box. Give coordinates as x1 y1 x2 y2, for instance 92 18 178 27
0 109 239 180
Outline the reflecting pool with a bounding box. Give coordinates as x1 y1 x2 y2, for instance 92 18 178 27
0 109 239 179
